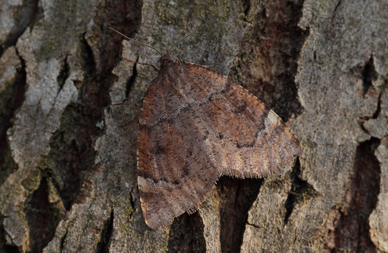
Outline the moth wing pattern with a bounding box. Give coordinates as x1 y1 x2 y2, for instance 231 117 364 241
137 68 219 229
137 62 301 229
183 64 302 178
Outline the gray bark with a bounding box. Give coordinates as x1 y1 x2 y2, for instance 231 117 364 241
0 0 387 252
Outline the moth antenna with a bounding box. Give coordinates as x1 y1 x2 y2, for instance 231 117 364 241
109 27 163 57
123 58 159 72
136 62 159 72
167 18 216 55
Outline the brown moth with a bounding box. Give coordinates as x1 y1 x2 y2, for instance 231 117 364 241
110 26 302 230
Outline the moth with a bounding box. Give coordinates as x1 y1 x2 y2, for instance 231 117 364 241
110 25 302 230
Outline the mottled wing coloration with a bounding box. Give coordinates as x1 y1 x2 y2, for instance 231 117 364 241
137 56 302 229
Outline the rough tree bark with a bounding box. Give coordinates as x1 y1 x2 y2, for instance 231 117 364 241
0 0 387 252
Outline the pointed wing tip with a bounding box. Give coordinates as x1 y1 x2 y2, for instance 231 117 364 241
140 181 216 230
143 209 172 230
144 219 166 230
292 134 303 157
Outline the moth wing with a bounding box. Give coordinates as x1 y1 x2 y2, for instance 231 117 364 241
183 63 302 178
137 74 219 229
137 63 301 229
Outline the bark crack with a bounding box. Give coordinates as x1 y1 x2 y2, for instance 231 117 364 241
25 176 64 252
168 212 206 253
1 221 20 252
361 56 378 97
219 177 263 253
284 158 318 224
59 229 68 251
56 55 70 93
125 56 139 99
96 210 114 253
330 138 380 251
0 0 42 55
0 48 26 186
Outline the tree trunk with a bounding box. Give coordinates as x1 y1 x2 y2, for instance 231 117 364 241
1 0 387 252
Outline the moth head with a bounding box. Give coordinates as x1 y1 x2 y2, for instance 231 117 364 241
159 55 174 65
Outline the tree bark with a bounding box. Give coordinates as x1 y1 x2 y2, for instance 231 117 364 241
0 0 387 252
